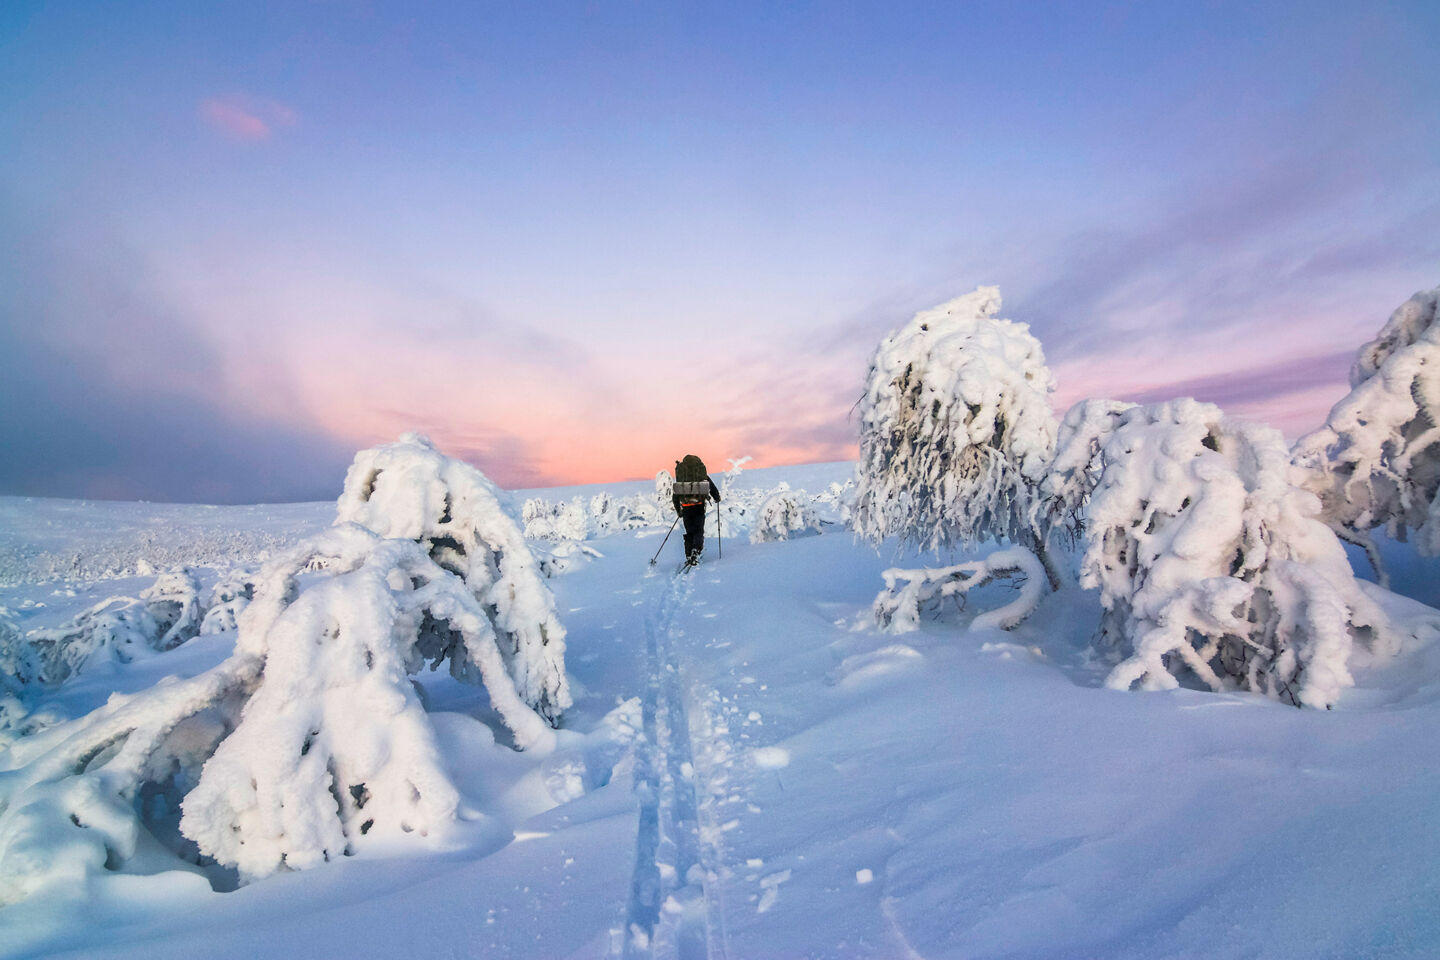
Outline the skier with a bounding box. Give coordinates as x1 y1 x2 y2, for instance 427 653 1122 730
672 454 721 566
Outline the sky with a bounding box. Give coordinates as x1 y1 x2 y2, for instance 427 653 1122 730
1 0 1437 502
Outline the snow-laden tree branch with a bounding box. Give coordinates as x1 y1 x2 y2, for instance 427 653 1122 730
852 287 1060 586
873 546 1047 634
1292 285 1440 582
1079 400 1395 709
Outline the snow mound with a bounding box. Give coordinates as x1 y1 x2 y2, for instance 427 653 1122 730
828 644 925 688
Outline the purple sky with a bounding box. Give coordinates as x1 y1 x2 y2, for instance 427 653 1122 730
1 1 1437 501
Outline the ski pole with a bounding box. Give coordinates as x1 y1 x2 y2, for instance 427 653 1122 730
649 515 680 566
716 499 722 560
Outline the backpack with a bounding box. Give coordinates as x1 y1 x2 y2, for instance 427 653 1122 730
673 455 710 499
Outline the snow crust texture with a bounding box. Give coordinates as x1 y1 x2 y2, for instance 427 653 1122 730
852 286 1058 554
1294 285 1440 571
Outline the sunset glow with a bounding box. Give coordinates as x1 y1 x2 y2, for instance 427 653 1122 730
2 1 1436 500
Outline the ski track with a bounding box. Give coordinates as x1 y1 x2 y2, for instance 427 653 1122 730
619 566 732 960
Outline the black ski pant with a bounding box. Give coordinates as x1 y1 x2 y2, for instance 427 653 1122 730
680 503 707 559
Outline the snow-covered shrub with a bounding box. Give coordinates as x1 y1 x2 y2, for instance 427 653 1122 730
1292 285 1440 580
337 433 569 723
199 568 256 635
0 520 564 901
1080 399 1393 708
874 547 1047 634
654 470 674 509
720 456 752 496
1 569 204 689
813 479 856 525
521 496 588 542
852 287 1059 581
750 487 824 544
588 491 664 536
139 567 202 651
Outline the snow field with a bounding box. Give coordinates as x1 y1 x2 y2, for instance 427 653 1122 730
2 456 1439 958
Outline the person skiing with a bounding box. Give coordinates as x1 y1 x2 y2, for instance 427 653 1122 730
672 454 721 565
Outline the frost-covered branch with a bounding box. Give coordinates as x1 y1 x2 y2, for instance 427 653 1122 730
2 568 204 689
874 546 1046 634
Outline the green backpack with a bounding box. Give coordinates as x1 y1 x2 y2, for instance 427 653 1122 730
675 454 708 482
674 455 711 499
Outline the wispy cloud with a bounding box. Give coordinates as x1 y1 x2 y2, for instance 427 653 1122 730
199 94 298 143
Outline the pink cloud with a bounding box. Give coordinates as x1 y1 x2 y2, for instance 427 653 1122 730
200 95 298 142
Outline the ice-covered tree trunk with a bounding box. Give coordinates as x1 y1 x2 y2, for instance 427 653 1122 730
1292 285 1440 581
337 433 570 723
852 287 1060 587
1077 399 1394 708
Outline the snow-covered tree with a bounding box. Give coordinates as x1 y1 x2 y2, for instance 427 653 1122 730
654 469 674 510
198 567 256 635
852 287 1060 583
750 487 824 543
0 436 571 901
1292 285 1440 581
140 568 203 651
336 433 569 723
1078 399 1394 709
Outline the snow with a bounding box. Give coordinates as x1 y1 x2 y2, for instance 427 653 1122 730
2 459 1439 958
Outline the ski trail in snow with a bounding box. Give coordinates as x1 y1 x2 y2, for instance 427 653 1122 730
620 569 728 960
